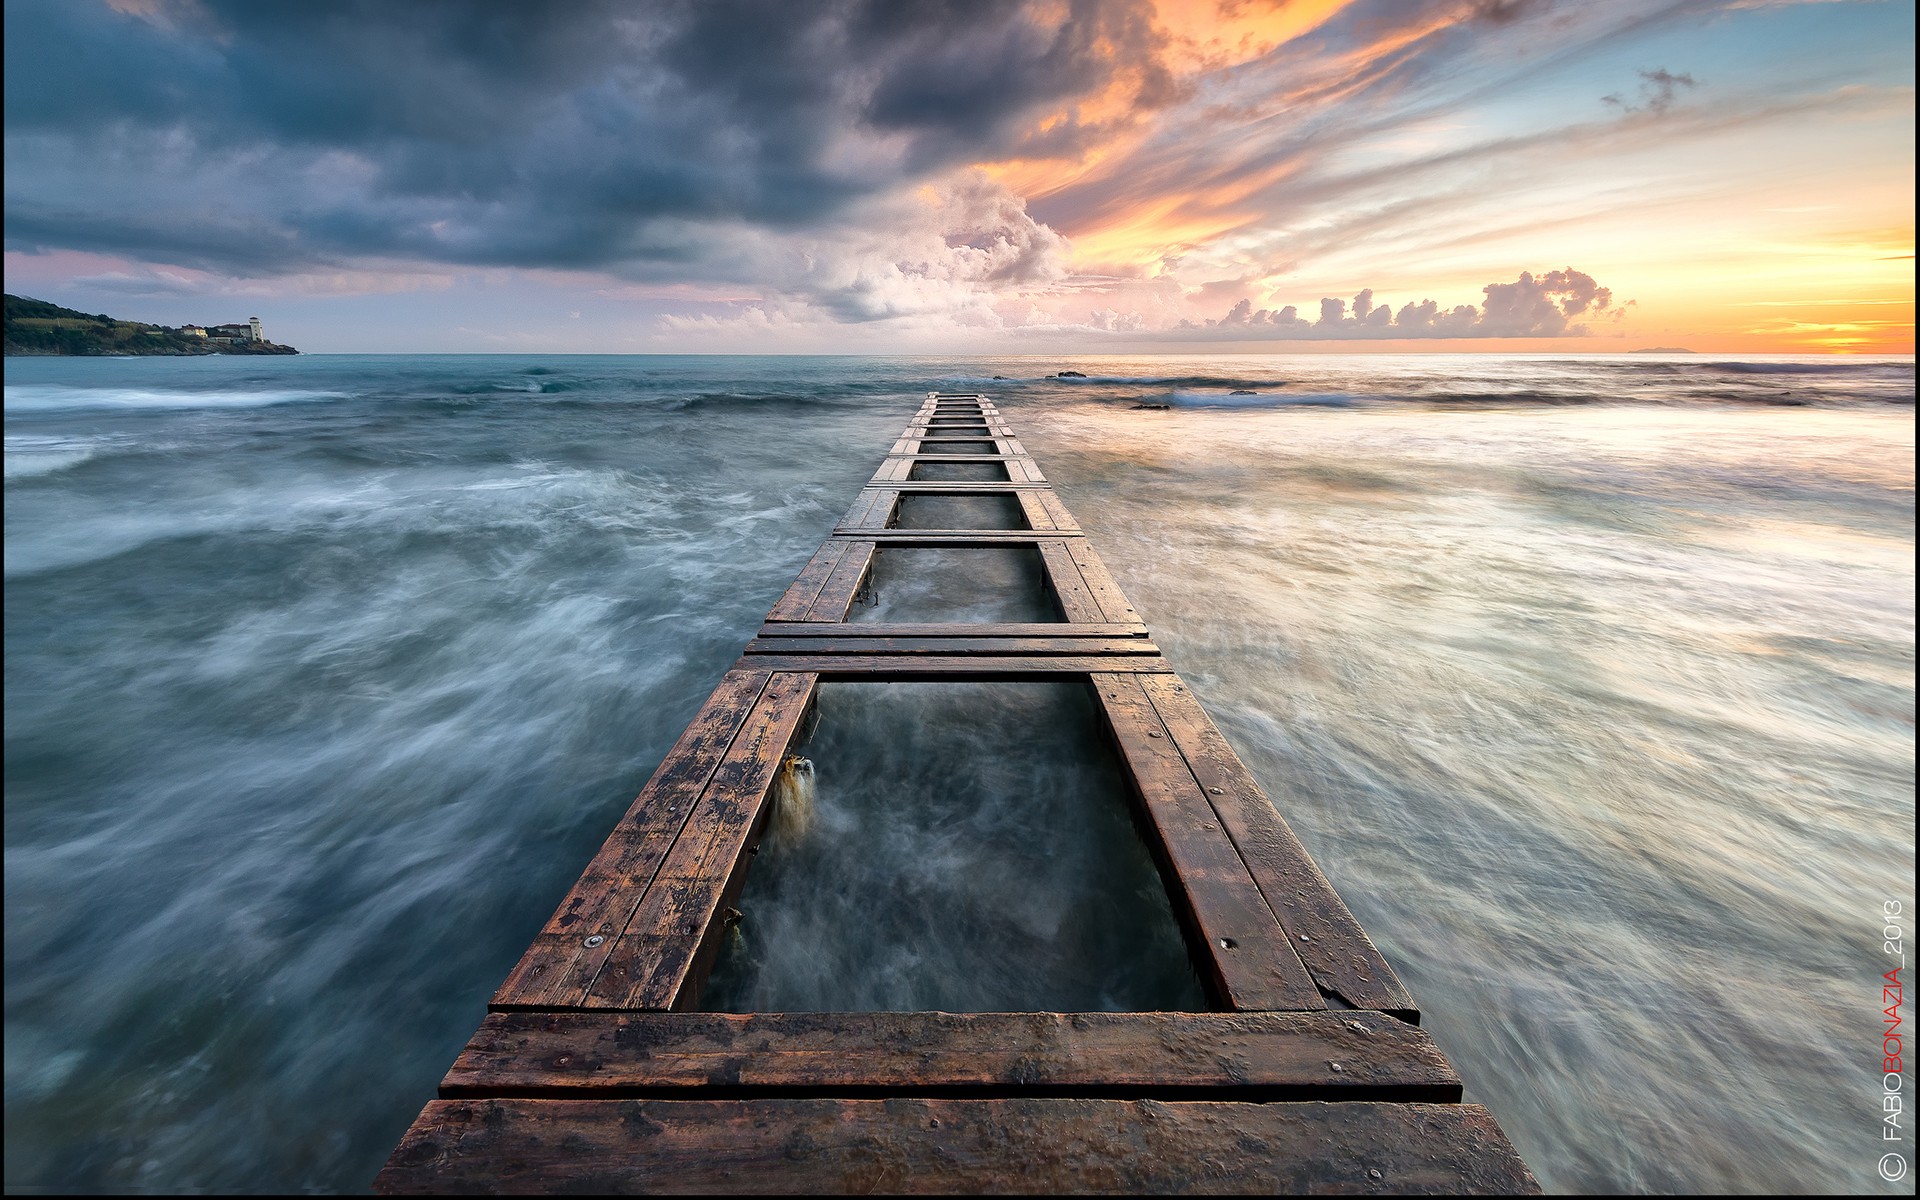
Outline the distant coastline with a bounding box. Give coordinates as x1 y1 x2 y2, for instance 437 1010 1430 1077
3 294 297 356
1629 346 1695 353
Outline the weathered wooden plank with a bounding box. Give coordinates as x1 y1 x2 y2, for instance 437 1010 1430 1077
1139 676 1419 1021
1092 674 1323 1013
1038 490 1081 531
1068 541 1141 624
1017 490 1058 531
836 489 889 531
492 670 775 1009
442 1011 1459 1100
584 673 819 1011
1037 539 1107 623
859 529 1087 541
802 541 875 621
765 541 849 623
376 1098 1539 1195
869 458 914 484
732 655 1176 675
894 454 1014 462
1010 458 1048 483
758 622 1149 638
744 636 1161 657
870 480 1048 491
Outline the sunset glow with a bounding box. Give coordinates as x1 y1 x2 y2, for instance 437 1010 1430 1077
4 0 1913 353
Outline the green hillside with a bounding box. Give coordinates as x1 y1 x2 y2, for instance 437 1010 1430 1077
4 294 297 355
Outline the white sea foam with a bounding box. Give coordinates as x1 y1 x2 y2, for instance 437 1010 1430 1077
1161 388 1357 407
3 384 348 412
4 433 108 478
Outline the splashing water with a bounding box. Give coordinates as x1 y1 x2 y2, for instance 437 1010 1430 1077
769 754 816 843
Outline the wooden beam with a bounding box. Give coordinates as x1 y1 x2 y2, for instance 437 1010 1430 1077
757 622 1149 638
1140 677 1418 1021
441 1010 1460 1101
802 541 876 620
765 541 849 622
376 1098 1540 1195
1037 540 1107 622
1093 674 1323 1012
731 655 1177 676
743 636 1161 657
1068 541 1142 624
492 670 775 1009
854 529 1087 541
582 673 818 1011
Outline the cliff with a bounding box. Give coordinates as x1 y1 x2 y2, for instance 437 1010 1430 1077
4 294 298 355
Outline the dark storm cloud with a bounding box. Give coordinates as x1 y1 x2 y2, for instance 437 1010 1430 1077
3 0 1166 275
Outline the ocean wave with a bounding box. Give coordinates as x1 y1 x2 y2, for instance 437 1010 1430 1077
3 385 348 412
5 434 108 479
1700 359 1905 376
1043 373 1289 389
1158 389 1354 408
665 390 873 411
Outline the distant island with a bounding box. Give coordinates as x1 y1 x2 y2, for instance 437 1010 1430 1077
1628 346 1695 353
4 294 297 356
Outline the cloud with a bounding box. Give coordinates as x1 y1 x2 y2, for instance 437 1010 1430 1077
1174 268 1617 339
7 0 1901 351
3 0 1156 293
1601 67 1699 114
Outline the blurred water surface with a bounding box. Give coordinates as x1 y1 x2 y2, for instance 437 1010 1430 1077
4 352 1913 1191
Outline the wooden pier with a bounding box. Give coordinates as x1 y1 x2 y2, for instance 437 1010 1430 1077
375 395 1537 1194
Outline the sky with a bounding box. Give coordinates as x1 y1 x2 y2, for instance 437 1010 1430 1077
3 0 1913 354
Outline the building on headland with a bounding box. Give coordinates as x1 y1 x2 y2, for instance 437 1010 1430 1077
181 324 207 338
205 317 264 344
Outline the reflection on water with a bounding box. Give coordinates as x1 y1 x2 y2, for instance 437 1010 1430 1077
701 682 1205 1014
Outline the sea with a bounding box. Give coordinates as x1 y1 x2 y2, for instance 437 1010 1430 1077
4 352 1914 1193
